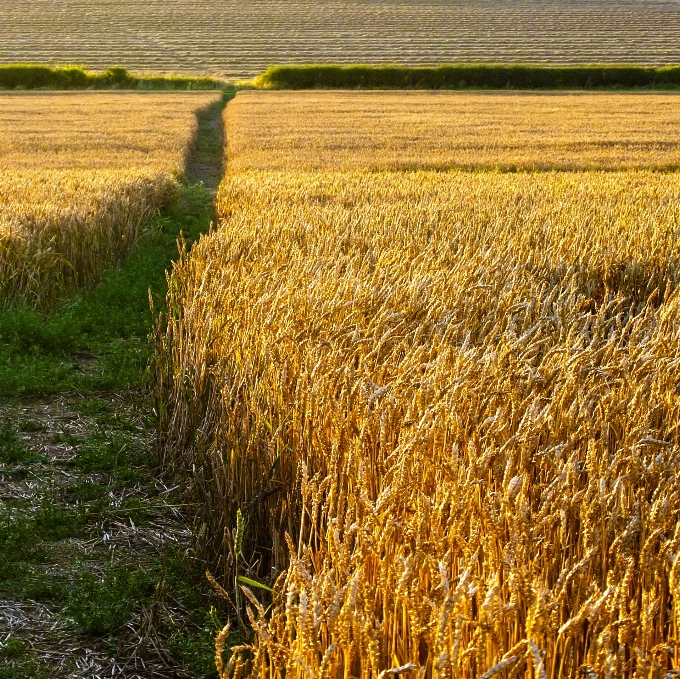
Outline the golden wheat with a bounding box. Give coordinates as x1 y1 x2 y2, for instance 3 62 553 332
157 93 680 678
227 91 680 172
158 169 680 678
0 92 220 305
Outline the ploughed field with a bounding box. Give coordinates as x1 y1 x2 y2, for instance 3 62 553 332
0 92 220 306
156 91 680 678
1 0 680 78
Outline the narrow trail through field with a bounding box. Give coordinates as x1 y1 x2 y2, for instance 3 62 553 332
0 95 229 679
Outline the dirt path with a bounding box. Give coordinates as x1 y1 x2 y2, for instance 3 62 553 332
0 95 229 679
0 393 196 678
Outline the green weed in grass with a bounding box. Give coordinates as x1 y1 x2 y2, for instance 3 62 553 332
19 419 47 433
0 640 26 660
67 562 157 635
59 480 110 504
0 420 41 464
71 432 152 477
0 508 49 584
74 397 111 416
0 639 40 679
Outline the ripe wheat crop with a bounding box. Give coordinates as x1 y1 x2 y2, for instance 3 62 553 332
0 92 220 306
227 91 680 172
156 93 680 678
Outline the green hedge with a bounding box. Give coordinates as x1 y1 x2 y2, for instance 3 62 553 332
0 64 228 90
254 64 680 90
8 62 680 92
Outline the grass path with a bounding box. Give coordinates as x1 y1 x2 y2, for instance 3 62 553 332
0 95 230 678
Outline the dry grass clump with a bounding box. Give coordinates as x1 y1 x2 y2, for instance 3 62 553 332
157 169 680 678
226 91 680 173
0 92 220 305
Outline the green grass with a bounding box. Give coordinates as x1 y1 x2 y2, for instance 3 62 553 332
0 406 224 676
0 185 213 396
0 420 42 463
0 64 230 90
67 562 158 635
254 63 680 90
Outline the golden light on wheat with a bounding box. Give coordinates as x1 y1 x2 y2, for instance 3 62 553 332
0 92 220 305
155 93 680 678
226 91 680 173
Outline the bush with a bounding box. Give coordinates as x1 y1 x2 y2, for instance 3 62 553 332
254 63 680 90
0 64 90 89
0 64 229 90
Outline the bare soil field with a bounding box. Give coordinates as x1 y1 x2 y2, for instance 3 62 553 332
1 0 680 79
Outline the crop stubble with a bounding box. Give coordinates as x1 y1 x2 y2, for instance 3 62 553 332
157 92 680 677
0 92 220 305
1 0 680 78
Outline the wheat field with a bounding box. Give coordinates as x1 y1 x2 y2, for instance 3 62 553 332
0 92 219 306
1 0 680 78
156 93 680 678
227 91 680 172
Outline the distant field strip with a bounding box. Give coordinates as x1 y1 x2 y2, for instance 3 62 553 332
2 0 680 78
227 91 680 171
0 92 219 306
